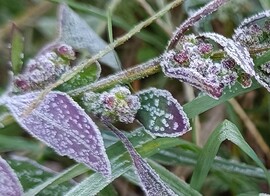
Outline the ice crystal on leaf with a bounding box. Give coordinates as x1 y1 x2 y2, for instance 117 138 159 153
0 156 23 196
233 10 270 92
108 124 177 196
83 86 140 124
161 33 256 98
4 91 111 177
200 33 255 76
136 88 190 137
167 0 229 49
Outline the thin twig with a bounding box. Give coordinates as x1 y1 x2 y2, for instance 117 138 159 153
228 98 270 156
135 0 172 35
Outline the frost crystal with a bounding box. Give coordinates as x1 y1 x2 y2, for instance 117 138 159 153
5 91 111 177
0 156 23 196
137 88 190 137
82 86 141 124
13 44 75 93
109 125 177 196
232 10 270 92
161 33 256 98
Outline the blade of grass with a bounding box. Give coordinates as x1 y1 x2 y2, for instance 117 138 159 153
190 120 270 191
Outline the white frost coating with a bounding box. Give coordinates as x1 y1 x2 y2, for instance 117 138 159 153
0 156 23 196
137 88 190 137
5 91 111 177
237 10 270 29
200 32 255 76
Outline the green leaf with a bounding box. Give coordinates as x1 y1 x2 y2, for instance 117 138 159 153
57 63 101 92
8 156 75 195
97 184 118 196
190 120 270 191
10 23 24 75
152 148 269 180
148 160 201 196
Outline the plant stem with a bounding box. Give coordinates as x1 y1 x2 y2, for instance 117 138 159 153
68 57 161 96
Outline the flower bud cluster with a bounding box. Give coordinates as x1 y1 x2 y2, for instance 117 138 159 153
233 20 270 48
82 86 141 124
13 44 75 93
173 35 241 89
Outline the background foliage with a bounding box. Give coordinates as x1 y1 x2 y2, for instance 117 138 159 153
0 0 270 195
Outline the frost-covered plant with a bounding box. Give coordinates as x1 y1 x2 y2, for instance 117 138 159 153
1 0 270 195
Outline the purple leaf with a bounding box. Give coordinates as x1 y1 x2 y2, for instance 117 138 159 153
136 88 190 137
200 32 255 76
167 0 229 49
0 156 23 196
161 50 224 99
105 122 177 196
5 91 111 177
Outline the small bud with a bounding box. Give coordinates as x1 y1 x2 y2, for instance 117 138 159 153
83 86 141 124
173 51 189 64
238 73 252 88
222 58 236 70
198 42 213 54
56 44 76 60
14 77 30 91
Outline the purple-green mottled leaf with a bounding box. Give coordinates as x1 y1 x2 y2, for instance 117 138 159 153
0 156 23 196
200 32 255 76
108 123 177 196
58 4 120 70
136 88 190 137
10 23 24 75
5 91 111 177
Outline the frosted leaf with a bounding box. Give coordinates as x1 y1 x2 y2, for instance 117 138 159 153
5 91 111 177
59 4 120 70
57 62 101 92
167 0 229 49
8 156 75 195
161 50 224 99
200 32 255 76
236 10 270 29
110 125 177 196
136 88 190 137
0 156 23 196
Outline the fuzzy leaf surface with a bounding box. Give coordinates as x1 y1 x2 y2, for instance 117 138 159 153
0 156 23 196
5 91 111 177
137 88 190 137
59 5 120 70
